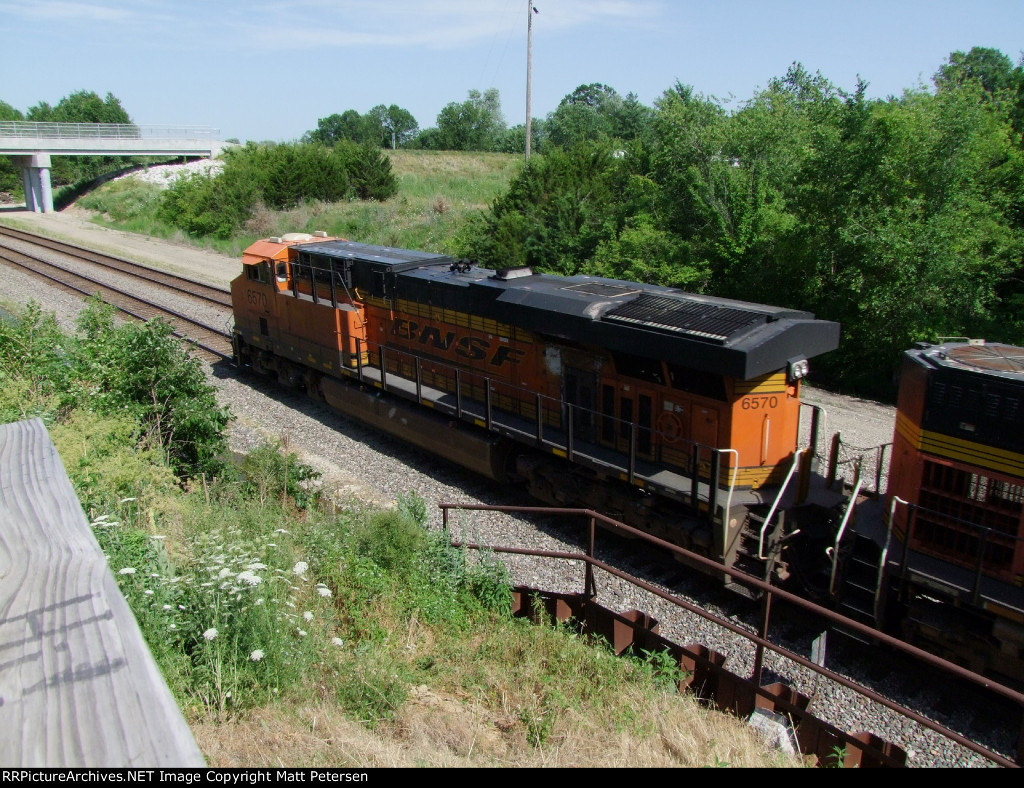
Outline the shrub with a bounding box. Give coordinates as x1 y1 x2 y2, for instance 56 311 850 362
352 508 428 574
158 168 260 239
344 141 399 201
74 299 231 479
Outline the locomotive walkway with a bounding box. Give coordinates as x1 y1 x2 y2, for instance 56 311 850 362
0 121 223 214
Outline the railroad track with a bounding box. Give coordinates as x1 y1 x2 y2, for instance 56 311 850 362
0 227 233 362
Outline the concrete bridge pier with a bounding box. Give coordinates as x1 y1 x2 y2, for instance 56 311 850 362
12 153 54 213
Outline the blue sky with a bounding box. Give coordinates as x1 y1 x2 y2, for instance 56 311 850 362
1 1 1021 143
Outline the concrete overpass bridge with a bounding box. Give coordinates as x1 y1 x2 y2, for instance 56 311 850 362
0 121 223 213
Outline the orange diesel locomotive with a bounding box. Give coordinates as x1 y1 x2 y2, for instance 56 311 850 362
231 234 840 585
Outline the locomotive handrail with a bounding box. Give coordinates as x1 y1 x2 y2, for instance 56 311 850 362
874 442 891 497
891 495 1024 606
799 400 828 457
880 495 908 622
719 448 740 556
757 447 807 560
349 333 737 509
829 468 865 597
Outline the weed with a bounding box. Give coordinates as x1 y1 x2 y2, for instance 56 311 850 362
824 743 848 767
638 647 686 693
335 650 410 728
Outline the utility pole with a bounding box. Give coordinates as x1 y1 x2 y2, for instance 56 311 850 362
525 1 534 161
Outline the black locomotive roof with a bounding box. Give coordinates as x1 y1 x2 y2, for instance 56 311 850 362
294 240 840 381
293 239 453 271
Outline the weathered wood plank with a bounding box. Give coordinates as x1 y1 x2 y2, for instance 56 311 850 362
0 418 205 767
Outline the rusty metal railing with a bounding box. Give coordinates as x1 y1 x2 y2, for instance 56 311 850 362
440 502 1024 768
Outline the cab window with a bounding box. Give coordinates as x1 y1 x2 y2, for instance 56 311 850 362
246 261 271 284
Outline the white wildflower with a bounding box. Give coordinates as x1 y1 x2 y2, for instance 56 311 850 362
118 567 136 575
250 649 265 662
163 605 173 611
218 567 234 580
169 623 177 630
316 584 332 598
203 628 218 641
236 570 262 587
297 629 307 638
331 637 344 647
119 497 137 503
303 611 314 622
292 561 309 575
255 598 265 606
247 562 268 571
275 528 290 534
144 590 154 596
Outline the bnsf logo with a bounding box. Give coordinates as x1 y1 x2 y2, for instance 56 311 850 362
391 318 526 368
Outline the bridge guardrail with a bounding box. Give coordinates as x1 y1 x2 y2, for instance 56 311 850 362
0 121 219 140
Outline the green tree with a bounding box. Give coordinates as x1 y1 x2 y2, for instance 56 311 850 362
935 47 1020 98
434 89 506 151
249 143 351 209
343 141 398 200
0 100 24 197
368 104 419 149
24 91 136 186
0 100 23 121
546 83 619 149
649 82 736 269
473 143 624 273
29 90 132 124
543 84 652 151
305 110 377 145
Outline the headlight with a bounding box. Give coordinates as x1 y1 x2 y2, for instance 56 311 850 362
787 357 809 381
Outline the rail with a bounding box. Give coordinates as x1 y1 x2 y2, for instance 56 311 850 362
439 501 1024 768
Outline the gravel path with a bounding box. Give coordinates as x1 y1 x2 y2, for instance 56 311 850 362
0 207 1010 767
